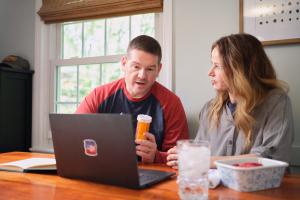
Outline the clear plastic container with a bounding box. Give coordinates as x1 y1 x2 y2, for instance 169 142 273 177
215 157 288 192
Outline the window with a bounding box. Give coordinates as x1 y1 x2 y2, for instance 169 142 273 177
54 13 157 113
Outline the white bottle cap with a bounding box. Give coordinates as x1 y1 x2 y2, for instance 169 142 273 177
137 114 152 123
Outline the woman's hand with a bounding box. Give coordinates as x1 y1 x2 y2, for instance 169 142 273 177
166 146 178 169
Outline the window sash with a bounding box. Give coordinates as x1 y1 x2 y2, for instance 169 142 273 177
53 13 160 113
55 62 121 113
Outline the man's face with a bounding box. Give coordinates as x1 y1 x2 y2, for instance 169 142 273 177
121 49 161 98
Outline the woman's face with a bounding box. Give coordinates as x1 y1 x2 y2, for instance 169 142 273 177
208 46 229 92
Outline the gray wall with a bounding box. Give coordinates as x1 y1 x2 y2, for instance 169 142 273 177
0 0 35 68
173 0 300 164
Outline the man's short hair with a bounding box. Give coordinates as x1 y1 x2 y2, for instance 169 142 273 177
127 35 162 64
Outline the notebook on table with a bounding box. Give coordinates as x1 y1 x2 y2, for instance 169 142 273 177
49 113 175 189
0 158 56 173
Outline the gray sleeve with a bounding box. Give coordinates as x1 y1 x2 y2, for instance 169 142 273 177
250 93 294 163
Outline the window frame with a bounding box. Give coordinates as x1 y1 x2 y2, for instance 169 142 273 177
32 0 173 153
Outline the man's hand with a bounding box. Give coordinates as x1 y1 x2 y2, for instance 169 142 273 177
135 132 157 163
166 146 178 169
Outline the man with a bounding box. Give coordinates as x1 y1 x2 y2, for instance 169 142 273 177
76 35 189 163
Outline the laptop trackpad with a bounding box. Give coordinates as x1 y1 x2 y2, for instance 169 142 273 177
138 168 175 188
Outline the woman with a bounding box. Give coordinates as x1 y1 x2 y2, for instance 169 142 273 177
167 33 294 169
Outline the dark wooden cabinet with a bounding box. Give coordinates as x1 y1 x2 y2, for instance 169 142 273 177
0 67 33 152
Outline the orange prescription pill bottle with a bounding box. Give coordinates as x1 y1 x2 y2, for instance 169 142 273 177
136 114 152 140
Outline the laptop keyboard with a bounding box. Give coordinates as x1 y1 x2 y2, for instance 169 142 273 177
139 172 161 183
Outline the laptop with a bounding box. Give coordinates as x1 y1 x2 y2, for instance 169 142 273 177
49 113 175 189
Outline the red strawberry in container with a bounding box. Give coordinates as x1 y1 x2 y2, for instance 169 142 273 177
233 162 263 167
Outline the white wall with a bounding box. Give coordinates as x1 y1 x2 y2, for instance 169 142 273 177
173 0 240 136
173 0 300 165
0 0 35 67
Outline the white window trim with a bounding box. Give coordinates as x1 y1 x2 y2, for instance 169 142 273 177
31 0 173 153
158 0 173 90
31 0 54 152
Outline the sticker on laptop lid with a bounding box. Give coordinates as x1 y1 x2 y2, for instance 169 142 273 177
83 139 98 156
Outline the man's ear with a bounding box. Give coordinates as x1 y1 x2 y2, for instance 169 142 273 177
121 56 127 71
157 63 162 76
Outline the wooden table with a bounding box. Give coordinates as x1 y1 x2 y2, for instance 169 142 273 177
0 152 299 200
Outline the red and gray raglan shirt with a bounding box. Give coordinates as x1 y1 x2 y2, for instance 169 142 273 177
76 78 189 163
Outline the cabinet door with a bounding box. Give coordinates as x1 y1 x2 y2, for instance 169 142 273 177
0 70 32 152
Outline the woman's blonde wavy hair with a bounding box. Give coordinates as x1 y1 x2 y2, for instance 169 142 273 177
208 33 288 153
